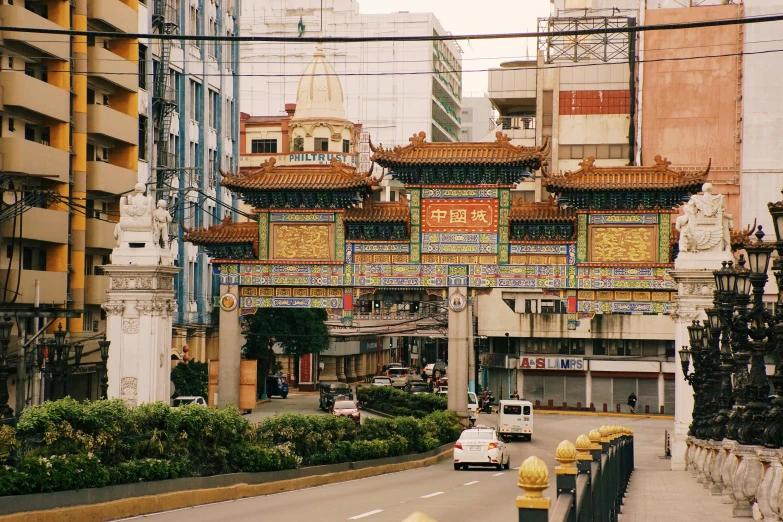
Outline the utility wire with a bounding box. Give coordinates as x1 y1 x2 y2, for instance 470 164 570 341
2 12 783 42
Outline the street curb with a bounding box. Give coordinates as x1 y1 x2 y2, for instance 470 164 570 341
533 409 674 420
0 444 454 522
361 407 396 418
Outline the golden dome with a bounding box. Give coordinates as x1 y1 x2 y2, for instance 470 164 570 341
518 455 550 496
599 425 612 442
589 429 602 449
293 43 346 121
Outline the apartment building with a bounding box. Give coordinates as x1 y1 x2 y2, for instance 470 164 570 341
240 0 463 147
0 0 140 408
137 0 240 363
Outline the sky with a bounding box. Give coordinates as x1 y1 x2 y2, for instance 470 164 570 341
356 0 551 96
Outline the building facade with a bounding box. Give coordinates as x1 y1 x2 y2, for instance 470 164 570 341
239 0 463 147
460 97 494 143
0 0 141 410
140 0 241 363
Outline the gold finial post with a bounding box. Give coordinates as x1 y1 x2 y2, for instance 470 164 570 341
555 440 578 475
575 434 592 462
401 513 438 522
517 455 551 517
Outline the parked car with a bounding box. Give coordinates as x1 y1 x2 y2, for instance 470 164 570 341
423 361 447 379
172 396 207 407
371 376 393 387
386 367 411 388
406 381 430 394
453 426 510 470
318 381 353 410
436 386 448 397
331 399 361 424
266 374 289 399
468 391 478 426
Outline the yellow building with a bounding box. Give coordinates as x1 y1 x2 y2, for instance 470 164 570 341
0 0 139 410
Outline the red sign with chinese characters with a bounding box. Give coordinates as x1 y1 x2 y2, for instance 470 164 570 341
300 353 312 383
421 199 499 232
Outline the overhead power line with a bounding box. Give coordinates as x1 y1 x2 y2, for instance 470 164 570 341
2 13 783 43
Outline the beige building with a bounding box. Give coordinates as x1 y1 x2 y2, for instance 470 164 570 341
0 0 140 412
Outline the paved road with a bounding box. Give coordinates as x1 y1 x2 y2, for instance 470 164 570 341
118 396 671 522
245 389 380 424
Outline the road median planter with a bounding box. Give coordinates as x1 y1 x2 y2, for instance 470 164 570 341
0 443 454 521
0 398 462 519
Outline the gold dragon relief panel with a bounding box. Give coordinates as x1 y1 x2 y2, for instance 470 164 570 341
589 225 658 264
271 224 333 261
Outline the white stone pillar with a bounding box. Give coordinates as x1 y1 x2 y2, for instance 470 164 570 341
102 267 179 406
658 371 665 415
671 250 732 471
447 287 470 424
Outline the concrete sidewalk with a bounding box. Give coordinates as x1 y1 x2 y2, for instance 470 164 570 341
620 437 733 521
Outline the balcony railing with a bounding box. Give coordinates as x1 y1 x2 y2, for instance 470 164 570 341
490 116 536 132
515 426 634 522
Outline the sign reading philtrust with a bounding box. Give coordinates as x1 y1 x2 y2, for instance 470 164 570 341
519 356 585 371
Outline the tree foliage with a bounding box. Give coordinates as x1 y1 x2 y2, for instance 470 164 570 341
242 308 331 391
170 360 208 398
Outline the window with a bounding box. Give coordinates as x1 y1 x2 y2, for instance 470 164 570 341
87 88 95 105
314 137 329 151
22 247 33 270
85 255 94 276
503 405 522 415
87 143 95 161
83 310 94 332
138 44 147 89
292 136 304 152
209 90 219 129
189 80 198 119
138 115 148 160
251 139 277 154
342 139 350 153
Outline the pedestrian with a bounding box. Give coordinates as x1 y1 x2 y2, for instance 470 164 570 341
627 392 637 414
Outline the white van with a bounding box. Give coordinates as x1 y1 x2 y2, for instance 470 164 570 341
497 400 534 441
467 392 478 425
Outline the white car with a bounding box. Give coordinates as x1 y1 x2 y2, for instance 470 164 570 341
172 396 207 407
386 367 411 388
453 427 510 471
371 376 393 387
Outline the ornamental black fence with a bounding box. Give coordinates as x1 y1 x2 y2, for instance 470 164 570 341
516 425 634 522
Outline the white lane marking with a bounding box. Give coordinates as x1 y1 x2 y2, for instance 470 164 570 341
348 509 384 520
420 491 445 499
493 472 505 476
463 480 479 486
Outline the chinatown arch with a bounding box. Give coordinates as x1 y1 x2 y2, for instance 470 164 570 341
185 131 710 424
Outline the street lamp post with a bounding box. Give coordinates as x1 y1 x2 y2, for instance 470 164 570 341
0 317 14 419
738 228 775 446
98 335 111 399
37 324 85 402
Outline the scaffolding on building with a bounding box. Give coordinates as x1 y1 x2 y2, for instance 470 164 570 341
537 16 634 64
151 0 181 199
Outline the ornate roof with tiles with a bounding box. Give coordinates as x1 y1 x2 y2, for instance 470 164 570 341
370 131 550 169
222 157 380 192
544 155 710 192
344 198 410 224
183 217 259 259
510 196 576 223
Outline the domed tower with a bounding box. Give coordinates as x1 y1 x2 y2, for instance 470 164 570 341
289 44 355 157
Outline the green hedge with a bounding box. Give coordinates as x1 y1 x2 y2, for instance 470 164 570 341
0 398 461 497
356 386 448 418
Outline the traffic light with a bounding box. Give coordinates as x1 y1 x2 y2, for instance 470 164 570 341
374 301 380 310
389 340 393 349
412 302 420 312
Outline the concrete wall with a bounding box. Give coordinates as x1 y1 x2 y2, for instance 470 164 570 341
740 0 783 233
476 289 675 340
641 5 742 219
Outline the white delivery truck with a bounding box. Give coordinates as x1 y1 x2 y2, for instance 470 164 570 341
497 399 534 441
